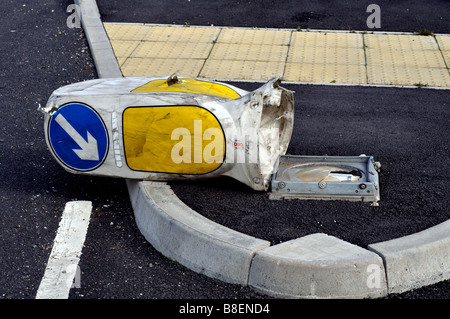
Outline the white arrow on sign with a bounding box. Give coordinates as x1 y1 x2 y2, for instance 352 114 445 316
55 114 99 161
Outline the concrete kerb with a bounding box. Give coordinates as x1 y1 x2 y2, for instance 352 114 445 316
127 180 271 285
79 0 450 298
74 0 122 78
248 233 388 299
369 220 450 294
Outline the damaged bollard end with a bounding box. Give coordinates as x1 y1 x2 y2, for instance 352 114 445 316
40 76 295 191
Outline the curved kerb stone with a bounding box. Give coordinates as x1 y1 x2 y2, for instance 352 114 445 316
127 180 450 299
128 180 391 298
126 180 271 285
369 220 450 294
248 233 387 299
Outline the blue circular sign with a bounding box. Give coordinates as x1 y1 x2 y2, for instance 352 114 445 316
48 103 109 171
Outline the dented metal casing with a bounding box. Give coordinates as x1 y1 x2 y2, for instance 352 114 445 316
270 155 381 205
40 76 294 191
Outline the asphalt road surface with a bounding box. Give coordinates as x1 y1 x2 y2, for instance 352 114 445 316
0 0 448 305
97 0 450 34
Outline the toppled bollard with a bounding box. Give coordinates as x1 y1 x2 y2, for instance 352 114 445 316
40 76 294 191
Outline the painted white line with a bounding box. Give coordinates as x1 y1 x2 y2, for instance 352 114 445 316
35 201 92 299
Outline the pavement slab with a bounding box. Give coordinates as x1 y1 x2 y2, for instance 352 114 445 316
103 23 450 87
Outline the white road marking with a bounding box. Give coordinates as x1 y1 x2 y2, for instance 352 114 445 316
35 201 92 299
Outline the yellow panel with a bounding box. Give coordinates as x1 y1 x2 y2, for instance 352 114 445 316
131 41 213 59
287 46 365 65
123 106 225 174
436 35 450 51
200 60 285 81
132 78 241 99
364 34 439 51
208 43 289 61
284 62 367 84
217 28 292 45
121 58 204 77
365 48 447 68
291 31 363 48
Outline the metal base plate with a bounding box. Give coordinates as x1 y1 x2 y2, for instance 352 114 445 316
270 155 381 205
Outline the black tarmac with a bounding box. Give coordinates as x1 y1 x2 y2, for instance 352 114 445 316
97 0 450 34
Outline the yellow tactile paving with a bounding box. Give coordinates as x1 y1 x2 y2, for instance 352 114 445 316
104 24 220 43
365 48 447 68
284 63 367 84
364 33 450 86
104 23 153 41
109 40 140 58
209 43 289 61
286 32 366 83
200 60 285 81
103 23 450 87
436 35 450 51
441 50 450 68
217 28 291 45
131 41 213 59
435 35 450 75
121 57 205 77
291 31 364 48
142 26 220 43
364 33 439 51
116 57 128 67
287 46 365 65
367 64 450 87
